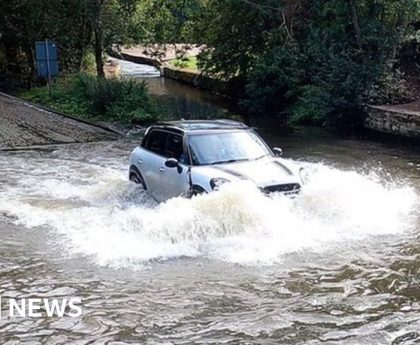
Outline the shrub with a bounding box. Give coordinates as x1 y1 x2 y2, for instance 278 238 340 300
290 85 332 126
198 0 419 130
19 77 90 116
241 43 302 116
368 68 415 105
81 52 97 75
19 73 158 124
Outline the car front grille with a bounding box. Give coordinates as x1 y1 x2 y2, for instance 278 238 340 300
262 183 301 195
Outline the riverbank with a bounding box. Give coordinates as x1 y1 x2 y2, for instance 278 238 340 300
366 101 420 140
113 49 420 142
111 45 234 97
0 92 119 149
16 74 158 129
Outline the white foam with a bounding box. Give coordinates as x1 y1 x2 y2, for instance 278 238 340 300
0 162 417 268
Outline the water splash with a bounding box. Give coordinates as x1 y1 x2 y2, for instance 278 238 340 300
0 162 417 268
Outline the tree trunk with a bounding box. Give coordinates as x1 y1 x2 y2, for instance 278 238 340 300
3 34 19 73
349 0 362 49
23 23 36 89
94 28 104 77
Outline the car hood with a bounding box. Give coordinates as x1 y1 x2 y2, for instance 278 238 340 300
194 157 300 187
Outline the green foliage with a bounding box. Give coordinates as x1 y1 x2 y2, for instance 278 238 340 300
81 52 97 75
399 21 420 76
367 68 415 105
137 0 205 44
168 56 198 70
0 0 206 79
19 74 158 124
0 0 144 80
195 0 273 79
0 0 95 75
19 78 90 116
75 73 157 123
241 43 303 116
2 0 420 130
290 86 332 126
196 0 420 129
290 0 417 128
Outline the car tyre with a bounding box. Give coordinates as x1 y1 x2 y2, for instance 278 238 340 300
188 185 207 198
130 171 147 190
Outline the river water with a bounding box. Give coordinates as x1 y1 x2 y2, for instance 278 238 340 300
0 60 419 344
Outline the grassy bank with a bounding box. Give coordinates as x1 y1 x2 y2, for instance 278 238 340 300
168 56 198 71
18 74 158 125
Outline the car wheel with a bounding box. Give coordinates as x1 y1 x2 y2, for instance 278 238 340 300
189 185 207 198
130 172 146 190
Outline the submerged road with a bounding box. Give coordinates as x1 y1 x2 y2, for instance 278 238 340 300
0 93 118 149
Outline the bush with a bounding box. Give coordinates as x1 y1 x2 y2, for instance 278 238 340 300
368 68 415 105
19 73 158 124
290 49 370 130
19 77 90 116
241 43 302 116
81 52 97 75
290 85 332 126
198 0 419 130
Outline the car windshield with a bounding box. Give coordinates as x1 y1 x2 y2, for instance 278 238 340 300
188 130 271 165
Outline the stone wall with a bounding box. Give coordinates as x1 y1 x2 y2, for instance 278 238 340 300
160 66 230 95
365 105 420 140
114 52 162 69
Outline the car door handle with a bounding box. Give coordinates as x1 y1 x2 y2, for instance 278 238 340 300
138 159 143 165
159 167 165 173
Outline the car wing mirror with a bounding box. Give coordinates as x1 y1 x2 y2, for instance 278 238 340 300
165 158 179 168
273 147 283 157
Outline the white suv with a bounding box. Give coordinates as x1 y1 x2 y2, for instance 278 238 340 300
129 120 304 202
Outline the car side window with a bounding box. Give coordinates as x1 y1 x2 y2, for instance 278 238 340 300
144 130 168 156
165 133 188 164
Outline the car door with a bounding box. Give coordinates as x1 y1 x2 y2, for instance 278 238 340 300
158 132 190 200
141 130 168 200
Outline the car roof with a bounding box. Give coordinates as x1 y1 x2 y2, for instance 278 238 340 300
152 119 249 133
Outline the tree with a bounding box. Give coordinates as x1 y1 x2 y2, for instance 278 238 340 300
194 0 420 128
293 0 419 128
0 0 94 84
0 0 142 82
88 0 139 77
136 0 205 44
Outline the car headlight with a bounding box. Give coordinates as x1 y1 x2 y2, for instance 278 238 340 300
299 168 309 185
210 178 230 190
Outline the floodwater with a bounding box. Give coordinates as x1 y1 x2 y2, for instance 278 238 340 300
0 60 419 344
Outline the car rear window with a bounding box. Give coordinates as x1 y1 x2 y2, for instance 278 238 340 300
144 130 167 156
